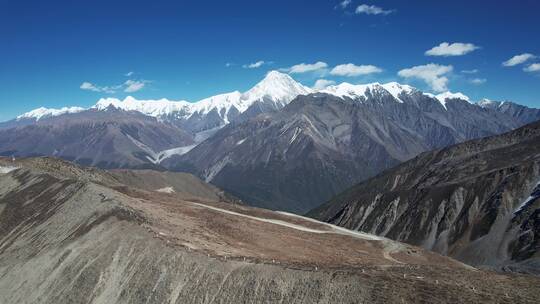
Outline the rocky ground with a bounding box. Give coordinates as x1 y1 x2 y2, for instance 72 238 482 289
1 157 539 303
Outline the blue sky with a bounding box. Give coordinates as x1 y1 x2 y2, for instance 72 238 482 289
1 0 539 121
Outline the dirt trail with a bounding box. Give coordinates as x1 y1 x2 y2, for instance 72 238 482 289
188 201 409 264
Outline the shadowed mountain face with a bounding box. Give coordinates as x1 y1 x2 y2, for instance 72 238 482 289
169 92 540 213
1 156 539 303
0 108 194 169
309 120 540 274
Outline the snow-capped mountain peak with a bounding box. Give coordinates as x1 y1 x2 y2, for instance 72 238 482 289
242 70 312 106
16 106 86 121
321 82 372 99
380 82 416 102
477 98 501 109
93 96 191 117
320 81 416 103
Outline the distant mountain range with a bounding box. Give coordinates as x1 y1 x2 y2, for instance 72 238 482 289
309 120 540 274
1 71 539 212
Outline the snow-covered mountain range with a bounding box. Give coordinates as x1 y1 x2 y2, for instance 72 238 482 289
15 70 496 127
17 71 312 128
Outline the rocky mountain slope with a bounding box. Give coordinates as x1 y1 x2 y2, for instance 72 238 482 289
478 99 540 126
309 120 540 274
1 156 539 303
0 109 194 168
171 89 540 213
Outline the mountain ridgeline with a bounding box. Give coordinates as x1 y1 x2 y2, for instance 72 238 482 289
309 120 540 274
1 71 539 213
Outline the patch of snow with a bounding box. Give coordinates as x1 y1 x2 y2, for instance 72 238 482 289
204 156 230 182
126 134 195 164
514 179 540 214
435 91 471 109
17 106 85 121
236 138 247 145
154 145 197 163
289 127 302 145
156 187 175 194
0 166 18 174
194 126 224 142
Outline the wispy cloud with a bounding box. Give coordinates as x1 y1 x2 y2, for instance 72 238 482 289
283 61 328 74
337 0 351 9
124 80 147 92
398 63 453 92
355 4 395 15
469 78 487 85
80 82 101 92
243 60 266 69
312 79 336 90
461 69 478 74
330 63 382 76
125 71 134 77
425 42 480 57
80 82 120 94
80 79 149 94
502 53 536 67
524 63 540 72
225 62 235 67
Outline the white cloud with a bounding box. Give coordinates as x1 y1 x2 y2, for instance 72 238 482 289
398 63 453 92
243 61 265 69
80 79 149 94
125 71 134 77
524 63 540 72
461 69 478 74
469 78 486 85
80 82 118 94
503 53 536 67
124 80 147 93
312 79 336 90
425 42 480 57
225 62 234 67
330 63 383 76
285 61 328 74
80 82 100 92
338 0 351 9
355 4 395 15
